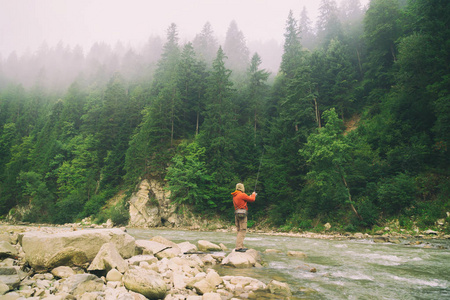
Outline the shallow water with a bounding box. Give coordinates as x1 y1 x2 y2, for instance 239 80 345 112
127 228 450 299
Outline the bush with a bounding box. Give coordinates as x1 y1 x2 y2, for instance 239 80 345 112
51 192 85 224
110 200 130 226
378 173 417 215
355 198 380 228
344 224 357 232
80 188 118 219
298 219 313 230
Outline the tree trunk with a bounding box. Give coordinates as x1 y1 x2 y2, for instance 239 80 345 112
356 48 363 76
254 108 257 145
196 110 199 136
338 165 362 221
314 97 321 128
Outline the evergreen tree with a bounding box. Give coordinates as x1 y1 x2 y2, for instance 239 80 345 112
223 20 250 72
280 10 302 79
245 53 270 144
197 47 238 210
363 0 402 102
316 0 344 47
177 43 208 137
299 6 315 50
192 22 218 66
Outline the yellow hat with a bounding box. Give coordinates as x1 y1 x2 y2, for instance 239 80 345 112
236 183 245 192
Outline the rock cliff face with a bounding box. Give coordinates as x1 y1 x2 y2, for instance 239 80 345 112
128 179 177 228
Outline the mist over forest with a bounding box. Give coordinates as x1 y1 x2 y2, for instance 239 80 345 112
0 0 449 233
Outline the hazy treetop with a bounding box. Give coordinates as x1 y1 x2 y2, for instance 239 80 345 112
0 0 369 56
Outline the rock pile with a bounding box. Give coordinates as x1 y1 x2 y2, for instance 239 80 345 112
0 227 293 299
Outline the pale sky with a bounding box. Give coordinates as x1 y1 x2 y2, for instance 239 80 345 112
0 0 369 57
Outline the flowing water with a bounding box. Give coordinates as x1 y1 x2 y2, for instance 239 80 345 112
127 228 450 299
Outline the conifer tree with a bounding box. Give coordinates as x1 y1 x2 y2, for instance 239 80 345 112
246 53 270 144
192 22 218 66
198 47 238 210
299 7 315 50
223 20 250 72
316 0 344 47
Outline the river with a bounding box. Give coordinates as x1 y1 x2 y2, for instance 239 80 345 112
127 228 450 299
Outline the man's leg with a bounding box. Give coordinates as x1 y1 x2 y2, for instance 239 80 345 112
235 215 247 250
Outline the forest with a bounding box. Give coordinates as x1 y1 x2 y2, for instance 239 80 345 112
0 0 448 233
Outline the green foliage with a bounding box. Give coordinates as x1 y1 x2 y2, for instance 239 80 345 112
377 172 417 215
52 191 85 224
165 141 213 207
300 108 353 215
110 199 130 226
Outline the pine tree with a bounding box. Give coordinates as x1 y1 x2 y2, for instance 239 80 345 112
197 47 238 210
280 10 302 79
192 22 218 66
177 43 208 137
316 0 344 47
246 53 270 144
299 7 315 50
223 21 250 72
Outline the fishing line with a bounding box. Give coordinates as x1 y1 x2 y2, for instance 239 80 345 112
254 149 264 192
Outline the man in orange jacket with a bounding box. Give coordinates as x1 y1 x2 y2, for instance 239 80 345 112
231 183 256 252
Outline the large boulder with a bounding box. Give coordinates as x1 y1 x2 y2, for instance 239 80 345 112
20 228 135 271
198 240 221 252
177 242 197 254
135 240 170 255
123 268 167 299
221 249 261 268
88 242 128 273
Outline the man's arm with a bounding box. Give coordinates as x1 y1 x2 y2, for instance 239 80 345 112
243 192 256 203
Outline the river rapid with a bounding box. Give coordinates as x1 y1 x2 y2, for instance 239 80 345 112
127 228 450 300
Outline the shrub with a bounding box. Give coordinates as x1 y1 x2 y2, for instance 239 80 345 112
110 200 129 226
355 198 380 228
378 172 417 215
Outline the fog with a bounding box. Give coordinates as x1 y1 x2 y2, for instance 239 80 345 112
0 0 369 89
1 0 371 53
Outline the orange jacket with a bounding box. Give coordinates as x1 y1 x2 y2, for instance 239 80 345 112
231 190 256 210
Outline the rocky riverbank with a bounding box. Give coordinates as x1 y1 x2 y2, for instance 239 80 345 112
0 225 294 299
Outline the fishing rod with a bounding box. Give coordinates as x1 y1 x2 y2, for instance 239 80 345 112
254 149 264 193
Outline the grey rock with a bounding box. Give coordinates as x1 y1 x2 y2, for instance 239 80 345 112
0 241 18 258
135 240 169 255
0 267 21 289
51 266 76 279
59 274 105 296
193 278 214 295
20 229 135 271
88 242 128 273
221 249 261 268
0 282 10 295
267 280 292 297
123 268 167 299
198 240 221 252
287 251 307 258
177 242 197 253
202 292 222 300
126 255 158 266
106 268 122 282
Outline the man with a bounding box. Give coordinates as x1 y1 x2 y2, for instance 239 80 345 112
231 183 256 252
